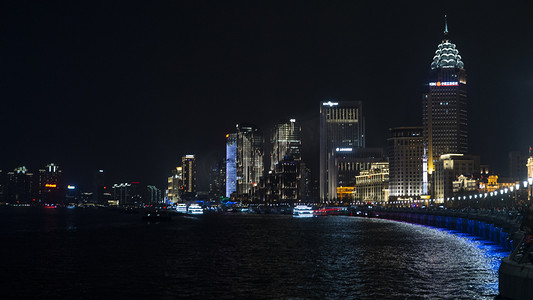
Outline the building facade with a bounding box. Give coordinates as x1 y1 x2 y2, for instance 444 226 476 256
6 166 34 204
167 166 182 203
209 158 226 201
37 163 63 204
388 127 424 200
112 182 142 206
181 155 197 200
423 21 468 186
226 123 264 199
320 101 365 202
269 119 303 204
226 133 237 197
355 162 389 203
509 151 528 181
271 119 301 170
434 154 479 203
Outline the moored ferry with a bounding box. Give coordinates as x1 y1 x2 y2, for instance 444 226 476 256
176 203 187 214
188 204 204 215
293 205 315 218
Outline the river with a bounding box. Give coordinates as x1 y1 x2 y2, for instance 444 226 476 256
0 207 509 299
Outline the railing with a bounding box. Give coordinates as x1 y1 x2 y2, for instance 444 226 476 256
509 232 533 264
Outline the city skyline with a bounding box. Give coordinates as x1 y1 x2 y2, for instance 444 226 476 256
1 2 532 189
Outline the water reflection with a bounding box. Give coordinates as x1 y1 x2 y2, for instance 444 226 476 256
0 210 510 299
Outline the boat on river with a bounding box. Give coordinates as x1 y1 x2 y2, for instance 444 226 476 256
176 203 187 214
188 204 204 215
293 205 315 218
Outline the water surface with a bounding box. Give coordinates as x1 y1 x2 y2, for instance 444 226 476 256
0 207 509 299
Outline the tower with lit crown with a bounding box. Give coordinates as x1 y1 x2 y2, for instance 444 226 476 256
423 16 468 193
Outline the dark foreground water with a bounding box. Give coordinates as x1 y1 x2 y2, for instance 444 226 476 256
0 207 509 299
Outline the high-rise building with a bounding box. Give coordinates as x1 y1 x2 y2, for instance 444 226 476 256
225 123 264 199
167 166 182 203
146 185 162 204
335 148 383 188
112 182 142 206
269 119 303 204
209 158 226 201
226 133 237 197
423 18 468 180
434 154 479 203
6 166 34 204
271 119 301 170
388 127 424 200
181 155 197 199
509 150 528 180
37 163 63 204
93 169 105 204
320 101 364 202
355 162 389 203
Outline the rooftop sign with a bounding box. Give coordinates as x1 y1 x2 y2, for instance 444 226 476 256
429 81 458 86
323 101 338 107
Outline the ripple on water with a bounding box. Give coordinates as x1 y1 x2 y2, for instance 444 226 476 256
0 210 509 299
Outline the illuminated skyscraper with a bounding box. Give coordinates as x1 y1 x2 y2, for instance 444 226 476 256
423 17 467 180
167 166 182 203
388 127 424 200
37 163 63 203
271 119 301 170
319 101 365 202
226 133 237 197
6 166 34 204
181 155 196 199
269 119 303 204
226 123 264 198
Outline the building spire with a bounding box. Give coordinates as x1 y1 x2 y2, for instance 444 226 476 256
444 15 448 36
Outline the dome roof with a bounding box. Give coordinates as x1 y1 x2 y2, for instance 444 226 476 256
431 40 465 69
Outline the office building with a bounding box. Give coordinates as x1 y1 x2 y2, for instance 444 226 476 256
226 123 264 199
167 166 182 203
93 169 105 204
320 100 365 202
168 167 180 201
6 166 34 204
226 133 238 197
423 19 468 180
271 119 301 170
355 162 389 203
112 182 142 206
434 154 479 203
270 119 303 204
146 185 162 204
209 158 226 201
335 148 384 188
388 127 424 200
181 155 197 199
509 151 528 180
37 163 63 204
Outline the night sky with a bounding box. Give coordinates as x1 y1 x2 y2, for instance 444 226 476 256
1 1 532 190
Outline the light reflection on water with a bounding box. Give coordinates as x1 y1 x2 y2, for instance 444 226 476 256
0 208 510 299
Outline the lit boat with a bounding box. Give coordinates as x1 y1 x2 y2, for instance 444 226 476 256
176 203 187 214
188 204 204 215
293 205 315 218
